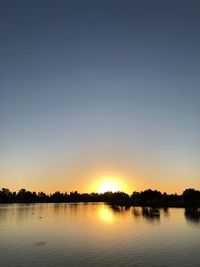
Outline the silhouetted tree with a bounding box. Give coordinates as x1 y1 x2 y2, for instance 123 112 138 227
183 189 200 203
0 187 199 206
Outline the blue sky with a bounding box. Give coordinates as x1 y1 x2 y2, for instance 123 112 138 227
0 0 200 193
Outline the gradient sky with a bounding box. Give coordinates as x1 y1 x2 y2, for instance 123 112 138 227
0 0 200 194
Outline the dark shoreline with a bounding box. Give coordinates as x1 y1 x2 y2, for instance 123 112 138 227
1 188 200 207
0 201 200 208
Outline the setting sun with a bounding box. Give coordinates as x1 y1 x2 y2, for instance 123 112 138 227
99 181 120 193
89 174 130 194
88 172 132 194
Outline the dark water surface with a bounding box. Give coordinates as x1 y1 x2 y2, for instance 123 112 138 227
0 203 199 267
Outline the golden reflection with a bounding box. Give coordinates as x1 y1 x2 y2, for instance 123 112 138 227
98 205 115 224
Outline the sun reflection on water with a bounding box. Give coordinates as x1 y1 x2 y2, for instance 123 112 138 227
98 205 115 224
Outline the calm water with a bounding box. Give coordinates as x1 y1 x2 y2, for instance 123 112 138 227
0 203 199 267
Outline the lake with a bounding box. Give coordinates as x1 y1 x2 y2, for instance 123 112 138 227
0 203 199 267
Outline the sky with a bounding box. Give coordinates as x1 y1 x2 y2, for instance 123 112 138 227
0 0 200 194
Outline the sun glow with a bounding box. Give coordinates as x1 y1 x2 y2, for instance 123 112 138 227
99 181 120 193
89 173 130 194
89 174 129 194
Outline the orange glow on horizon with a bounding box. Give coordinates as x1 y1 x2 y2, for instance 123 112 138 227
89 174 130 194
99 181 120 193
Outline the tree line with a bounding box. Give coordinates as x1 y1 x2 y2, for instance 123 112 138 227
0 188 200 206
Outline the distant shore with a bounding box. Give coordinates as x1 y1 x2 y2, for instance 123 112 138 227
1 201 200 208
0 188 200 207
